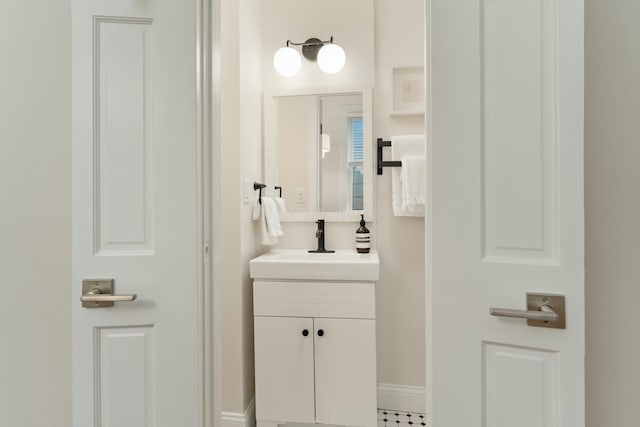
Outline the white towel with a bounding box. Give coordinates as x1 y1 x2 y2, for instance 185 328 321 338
260 209 278 245
251 197 261 221
262 196 284 238
252 196 283 245
391 135 425 217
274 197 287 214
401 154 426 214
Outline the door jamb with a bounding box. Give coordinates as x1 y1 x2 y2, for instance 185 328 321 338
197 0 221 426
424 0 434 424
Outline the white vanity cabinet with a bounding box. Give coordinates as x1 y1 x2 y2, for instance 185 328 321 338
253 280 377 427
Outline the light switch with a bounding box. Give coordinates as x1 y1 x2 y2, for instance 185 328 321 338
296 188 306 204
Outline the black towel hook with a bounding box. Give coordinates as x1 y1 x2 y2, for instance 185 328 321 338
275 186 282 198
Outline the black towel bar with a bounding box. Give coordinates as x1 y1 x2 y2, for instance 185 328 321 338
254 182 267 204
377 138 402 175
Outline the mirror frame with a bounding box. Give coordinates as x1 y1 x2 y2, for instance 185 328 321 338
263 87 373 222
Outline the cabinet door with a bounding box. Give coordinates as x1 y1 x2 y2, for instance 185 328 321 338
254 316 315 423
314 318 377 426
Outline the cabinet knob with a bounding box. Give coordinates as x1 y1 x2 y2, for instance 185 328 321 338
317 329 324 337
302 329 309 337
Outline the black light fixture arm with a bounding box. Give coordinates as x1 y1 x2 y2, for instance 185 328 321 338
285 36 335 62
286 36 334 47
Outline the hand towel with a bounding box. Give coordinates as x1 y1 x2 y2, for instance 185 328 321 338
274 197 287 214
262 196 284 238
391 135 425 217
252 196 281 246
260 209 277 245
252 196 261 220
401 154 426 215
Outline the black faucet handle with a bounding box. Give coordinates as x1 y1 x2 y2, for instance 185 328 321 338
308 218 334 253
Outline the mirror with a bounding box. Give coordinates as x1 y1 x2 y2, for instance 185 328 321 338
264 89 372 221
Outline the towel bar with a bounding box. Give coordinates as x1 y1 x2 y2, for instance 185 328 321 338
377 138 402 175
254 182 267 204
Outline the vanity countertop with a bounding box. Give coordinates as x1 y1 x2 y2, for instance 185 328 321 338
249 249 379 281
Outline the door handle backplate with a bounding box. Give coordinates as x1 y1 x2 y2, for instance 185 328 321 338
490 293 566 329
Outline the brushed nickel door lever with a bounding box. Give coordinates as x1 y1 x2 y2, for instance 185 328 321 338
81 279 137 308
490 293 566 329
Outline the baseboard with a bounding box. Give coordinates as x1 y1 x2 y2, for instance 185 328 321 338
221 397 256 427
378 383 427 414
222 385 424 426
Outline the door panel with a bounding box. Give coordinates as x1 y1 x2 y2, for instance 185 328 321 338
482 0 559 264
483 342 559 427
314 318 377 426
429 0 584 425
94 17 154 255
96 326 155 427
72 1 201 426
254 316 315 423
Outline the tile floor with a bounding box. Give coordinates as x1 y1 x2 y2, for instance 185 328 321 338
377 409 427 427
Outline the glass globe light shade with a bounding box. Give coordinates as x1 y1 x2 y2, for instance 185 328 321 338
273 46 301 77
317 43 346 74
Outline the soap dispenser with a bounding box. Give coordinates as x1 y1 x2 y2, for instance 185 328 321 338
355 214 371 253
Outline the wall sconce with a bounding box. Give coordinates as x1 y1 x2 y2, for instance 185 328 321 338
273 36 346 77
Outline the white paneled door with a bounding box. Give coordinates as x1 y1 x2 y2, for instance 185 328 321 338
428 0 584 426
72 1 204 426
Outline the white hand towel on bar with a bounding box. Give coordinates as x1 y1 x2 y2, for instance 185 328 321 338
391 135 425 217
262 196 284 238
252 196 282 246
274 197 287 214
401 154 426 214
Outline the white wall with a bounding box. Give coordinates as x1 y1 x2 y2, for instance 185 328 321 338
0 1 71 426
373 0 425 388
585 1 640 425
220 0 264 416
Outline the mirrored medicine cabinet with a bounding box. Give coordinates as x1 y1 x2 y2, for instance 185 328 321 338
263 88 373 222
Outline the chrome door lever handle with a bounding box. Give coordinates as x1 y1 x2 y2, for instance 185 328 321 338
81 279 137 308
490 293 566 329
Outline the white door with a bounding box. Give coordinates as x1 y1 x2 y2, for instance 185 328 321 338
428 0 584 426
71 1 203 426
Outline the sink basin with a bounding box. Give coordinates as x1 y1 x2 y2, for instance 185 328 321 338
249 249 379 281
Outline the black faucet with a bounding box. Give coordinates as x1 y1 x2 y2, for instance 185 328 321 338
308 219 335 253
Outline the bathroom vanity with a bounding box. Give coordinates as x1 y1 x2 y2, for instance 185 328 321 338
250 250 379 427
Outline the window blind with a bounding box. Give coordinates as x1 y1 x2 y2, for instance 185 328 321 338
348 117 363 163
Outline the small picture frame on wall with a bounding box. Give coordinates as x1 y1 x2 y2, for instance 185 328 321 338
391 66 425 117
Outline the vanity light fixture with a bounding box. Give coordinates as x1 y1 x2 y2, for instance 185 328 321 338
273 36 346 77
